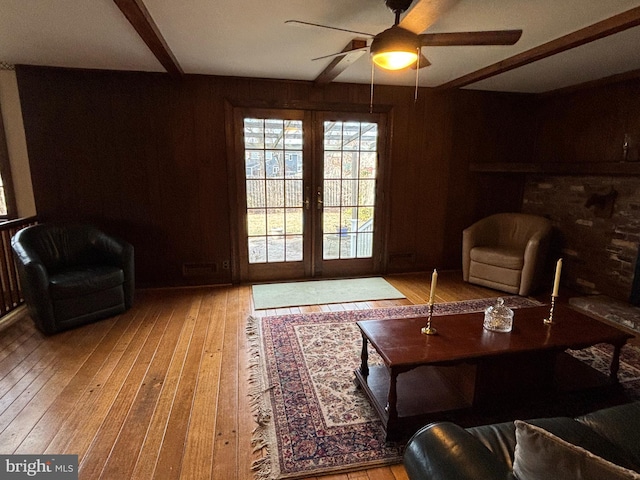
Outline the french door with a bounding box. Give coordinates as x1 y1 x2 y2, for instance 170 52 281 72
233 107 387 282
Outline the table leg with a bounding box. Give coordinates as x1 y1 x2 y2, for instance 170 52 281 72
359 332 369 377
610 341 625 382
386 367 399 424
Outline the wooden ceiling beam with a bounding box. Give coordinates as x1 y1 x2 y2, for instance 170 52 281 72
314 40 368 85
113 0 183 77
437 6 640 90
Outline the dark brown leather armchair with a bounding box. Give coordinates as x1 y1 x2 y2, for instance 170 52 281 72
462 213 552 296
404 401 640 480
11 223 134 335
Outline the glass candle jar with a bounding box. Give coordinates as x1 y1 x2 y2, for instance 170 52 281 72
483 297 514 333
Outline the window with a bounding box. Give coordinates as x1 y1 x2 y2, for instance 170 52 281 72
0 109 16 220
0 175 7 216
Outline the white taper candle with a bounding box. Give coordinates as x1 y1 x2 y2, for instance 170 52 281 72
429 269 438 304
552 258 563 297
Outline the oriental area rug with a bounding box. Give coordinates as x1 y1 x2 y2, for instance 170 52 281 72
248 296 547 479
247 297 640 480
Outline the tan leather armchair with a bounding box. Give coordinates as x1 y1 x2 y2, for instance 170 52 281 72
462 213 552 296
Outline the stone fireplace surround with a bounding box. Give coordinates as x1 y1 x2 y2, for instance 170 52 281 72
521 174 640 332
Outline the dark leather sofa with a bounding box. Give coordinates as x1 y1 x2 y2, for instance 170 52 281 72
12 223 134 335
404 401 640 480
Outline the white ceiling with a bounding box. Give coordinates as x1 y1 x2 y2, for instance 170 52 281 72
1 0 640 93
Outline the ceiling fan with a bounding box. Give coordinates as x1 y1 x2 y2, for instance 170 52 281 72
287 0 523 73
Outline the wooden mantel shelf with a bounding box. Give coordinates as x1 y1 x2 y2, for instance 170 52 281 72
469 162 640 176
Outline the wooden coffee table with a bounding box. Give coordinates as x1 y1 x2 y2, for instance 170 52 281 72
354 304 633 441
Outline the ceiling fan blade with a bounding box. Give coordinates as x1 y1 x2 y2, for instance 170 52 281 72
419 30 523 46
398 0 461 34
411 52 432 69
315 40 369 84
312 46 369 62
285 20 374 37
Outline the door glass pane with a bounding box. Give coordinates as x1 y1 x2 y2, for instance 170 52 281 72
266 180 284 207
342 122 361 150
264 119 284 148
322 121 378 260
285 152 303 178
360 123 378 150
248 237 267 263
324 180 340 207
268 235 285 262
359 180 375 205
285 208 303 235
360 152 376 177
244 118 304 264
324 151 342 178
266 209 284 233
247 209 266 236
285 180 302 207
286 236 303 261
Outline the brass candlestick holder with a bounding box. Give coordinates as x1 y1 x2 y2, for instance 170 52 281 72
544 295 557 325
421 303 438 335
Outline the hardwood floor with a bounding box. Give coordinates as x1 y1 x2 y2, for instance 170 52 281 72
0 271 504 479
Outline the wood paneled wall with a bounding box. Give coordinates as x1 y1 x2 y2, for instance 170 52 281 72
15 65 532 287
443 89 538 266
534 79 640 164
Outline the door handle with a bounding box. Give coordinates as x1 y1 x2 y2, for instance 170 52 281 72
316 188 323 210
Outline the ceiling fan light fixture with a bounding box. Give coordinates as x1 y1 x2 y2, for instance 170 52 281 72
372 51 418 70
370 25 419 70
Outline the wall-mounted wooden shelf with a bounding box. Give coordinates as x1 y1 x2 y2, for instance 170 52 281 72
469 162 640 176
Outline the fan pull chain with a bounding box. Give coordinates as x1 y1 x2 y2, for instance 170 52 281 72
370 61 375 114
414 47 420 103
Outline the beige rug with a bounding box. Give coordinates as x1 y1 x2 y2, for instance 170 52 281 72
251 277 405 309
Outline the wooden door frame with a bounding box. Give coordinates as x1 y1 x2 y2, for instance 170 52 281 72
224 99 393 284
230 107 311 283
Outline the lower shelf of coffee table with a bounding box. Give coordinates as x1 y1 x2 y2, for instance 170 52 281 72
354 364 475 441
354 352 624 442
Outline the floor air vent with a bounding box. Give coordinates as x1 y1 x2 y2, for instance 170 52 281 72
182 262 218 277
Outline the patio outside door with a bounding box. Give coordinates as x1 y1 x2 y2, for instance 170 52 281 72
234 108 387 282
